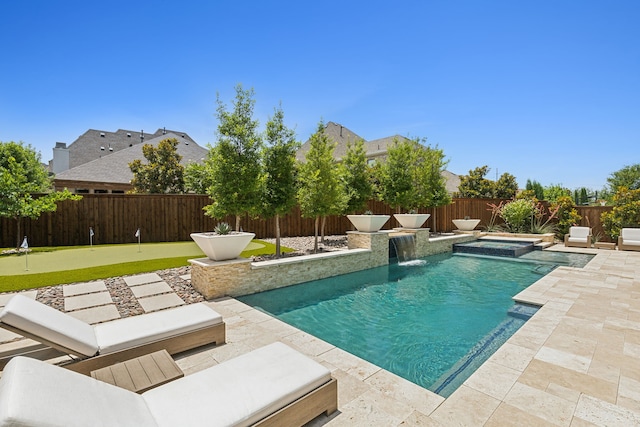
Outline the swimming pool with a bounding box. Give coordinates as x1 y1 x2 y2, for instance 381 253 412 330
239 251 593 397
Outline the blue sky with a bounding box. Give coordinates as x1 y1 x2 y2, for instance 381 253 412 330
2 1 638 191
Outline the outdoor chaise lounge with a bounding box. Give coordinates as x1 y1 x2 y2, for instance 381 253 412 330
618 227 640 251
0 342 337 427
564 226 592 248
0 294 225 374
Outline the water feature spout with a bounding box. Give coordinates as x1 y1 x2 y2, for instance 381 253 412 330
389 234 416 263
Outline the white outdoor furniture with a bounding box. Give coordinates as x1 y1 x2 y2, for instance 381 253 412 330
0 294 225 374
0 342 338 427
618 228 640 252
564 226 592 248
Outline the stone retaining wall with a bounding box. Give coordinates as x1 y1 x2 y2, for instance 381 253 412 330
190 231 475 300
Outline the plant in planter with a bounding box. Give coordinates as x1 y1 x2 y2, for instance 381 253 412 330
190 222 255 262
452 215 481 231
347 210 390 232
394 209 431 229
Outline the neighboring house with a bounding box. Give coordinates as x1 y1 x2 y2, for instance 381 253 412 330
52 130 207 194
296 121 461 194
49 128 197 174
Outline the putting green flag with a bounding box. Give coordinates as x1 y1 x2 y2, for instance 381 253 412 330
20 236 28 249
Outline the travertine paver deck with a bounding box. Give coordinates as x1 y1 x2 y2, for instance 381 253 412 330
0 245 639 425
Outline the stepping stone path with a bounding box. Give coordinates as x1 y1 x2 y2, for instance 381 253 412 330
0 271 194 347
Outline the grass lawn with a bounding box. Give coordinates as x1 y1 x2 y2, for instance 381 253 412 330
0 240 290 293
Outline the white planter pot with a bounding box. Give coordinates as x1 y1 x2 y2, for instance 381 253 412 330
394 213 431 229
347 215 390 232
452 219 481 231
190 231 255 261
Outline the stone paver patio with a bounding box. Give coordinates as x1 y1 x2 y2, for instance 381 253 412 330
0 245 639 425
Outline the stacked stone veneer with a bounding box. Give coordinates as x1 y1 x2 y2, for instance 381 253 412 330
189 230 475 300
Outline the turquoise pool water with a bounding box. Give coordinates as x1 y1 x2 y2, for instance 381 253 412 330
239 251 593 396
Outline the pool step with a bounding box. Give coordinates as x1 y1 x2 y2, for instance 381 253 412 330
534 241 555 250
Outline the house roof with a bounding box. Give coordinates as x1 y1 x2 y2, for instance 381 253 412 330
62 128 196 170
296 122 364 161
54 133 207 185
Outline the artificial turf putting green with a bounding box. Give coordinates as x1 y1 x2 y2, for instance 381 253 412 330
0 240 290 292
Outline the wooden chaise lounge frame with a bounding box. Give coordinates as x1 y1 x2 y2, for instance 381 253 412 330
0 320 225 375
254 377 338 426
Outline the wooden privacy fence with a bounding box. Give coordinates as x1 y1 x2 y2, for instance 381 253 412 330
0 194 613 247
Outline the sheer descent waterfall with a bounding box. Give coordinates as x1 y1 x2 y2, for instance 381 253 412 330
389 234 416 263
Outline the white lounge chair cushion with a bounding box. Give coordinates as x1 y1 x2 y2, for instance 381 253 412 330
0 356 157 427
144 342 332 427
621 228 640 244
0 294 99 357
568 226 590 242
94 303 223 354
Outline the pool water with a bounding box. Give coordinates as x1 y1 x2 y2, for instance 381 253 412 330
238 251 593 397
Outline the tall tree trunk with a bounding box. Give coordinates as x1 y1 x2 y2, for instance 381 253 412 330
235 215 241 232
275 213 281 258
431 209 437 233
15 217 21 250
313 216 319 253
321 216 326 244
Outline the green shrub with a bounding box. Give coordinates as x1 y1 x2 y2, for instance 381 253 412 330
601 187 640 239
551 196 582 238
499 199 535 233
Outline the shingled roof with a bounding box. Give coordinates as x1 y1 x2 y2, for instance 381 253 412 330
54 133 207 191
296 122 364 161
57 128 197 170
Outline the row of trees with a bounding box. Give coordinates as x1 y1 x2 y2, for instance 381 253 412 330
206 86 451 253
127 85 451 254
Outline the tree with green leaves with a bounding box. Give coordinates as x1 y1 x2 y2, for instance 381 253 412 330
341 138 373 214
129 138 185 194
456 166 495 198
494 172 518 199
377 137 450 220
601 187 640 239
0 141 80 248
184 162 211 194
551 195 582 238
543 184 571 203
297 121 346 253
204 84 263 231
261 105 300 257
377 138 418 212
525 179 544 200
419 143 451 231
607 164 640 192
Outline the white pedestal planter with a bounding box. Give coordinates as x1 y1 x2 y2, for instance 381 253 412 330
394 214 431 229
190 232 255 261
347 215 390 232
452 219 481 231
